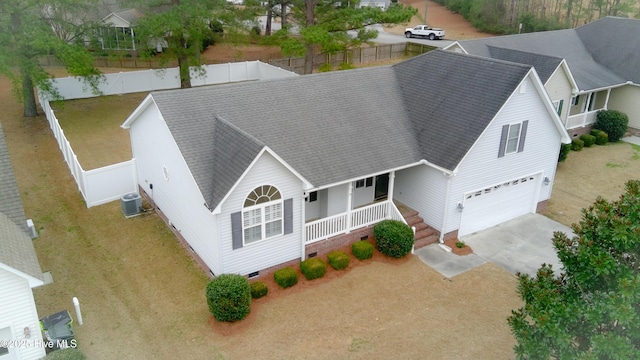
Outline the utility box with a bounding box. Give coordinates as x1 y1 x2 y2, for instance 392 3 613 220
121 193 142 218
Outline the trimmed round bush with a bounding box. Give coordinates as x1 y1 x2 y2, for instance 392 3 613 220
327 250 350 270
558 143 571 162
374 220 414 258
579 134 595 147
250 281 268 299
571 138 584 151
595 110 628 142
206 274 251 322
300 257 327 280
352 240 374 260
593 130 608 145
274 267 298 288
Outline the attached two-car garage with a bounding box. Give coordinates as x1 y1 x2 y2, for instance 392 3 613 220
458 174 541 237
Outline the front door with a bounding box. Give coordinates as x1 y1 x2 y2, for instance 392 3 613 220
374 173 389 201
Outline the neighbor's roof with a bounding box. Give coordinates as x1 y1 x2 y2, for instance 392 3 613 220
0 123 43 282
149 50 536 209
456 16 640 91
486 46 562 84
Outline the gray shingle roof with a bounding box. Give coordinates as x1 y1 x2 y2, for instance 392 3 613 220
456 17 637 91
393 50 531 170
149 50 533 209
487 46 562 83
0 123 43 282
576 16 640 84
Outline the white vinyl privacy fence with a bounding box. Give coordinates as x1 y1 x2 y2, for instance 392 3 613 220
40 61 297 207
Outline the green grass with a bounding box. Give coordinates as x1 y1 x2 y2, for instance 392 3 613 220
606 163 626 168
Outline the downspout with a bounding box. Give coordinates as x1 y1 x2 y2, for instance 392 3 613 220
301 187 307 261
438 172 454 252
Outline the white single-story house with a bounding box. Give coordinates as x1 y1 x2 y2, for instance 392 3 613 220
445 16 640 136
122 50 571 277
0 124 46 360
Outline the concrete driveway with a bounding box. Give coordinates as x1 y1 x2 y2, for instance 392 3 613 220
415 214 574 278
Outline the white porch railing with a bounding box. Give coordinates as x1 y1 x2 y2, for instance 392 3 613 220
305 200 406 244
566 110 598 129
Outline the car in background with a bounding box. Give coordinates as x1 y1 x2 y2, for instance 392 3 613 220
404 25 445 40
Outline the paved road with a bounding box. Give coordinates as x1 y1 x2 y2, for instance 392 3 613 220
364 23 454 48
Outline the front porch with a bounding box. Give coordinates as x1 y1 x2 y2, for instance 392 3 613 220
565 89 609 129
304 200 439 258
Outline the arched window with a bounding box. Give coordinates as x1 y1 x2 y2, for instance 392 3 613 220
242 185 283 244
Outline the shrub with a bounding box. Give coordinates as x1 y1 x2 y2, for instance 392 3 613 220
327 250 350 270
300 257 327 280
274 267 298 288
250 281 268 299
338 62 355 70
352 240 374 260
318 63 333 72
593 130 609 145
206 274 251 322
579 134 596 147
374 220 414 258
595 110 628 142
558 143 571 162
455 241 466 248
571 138 584 151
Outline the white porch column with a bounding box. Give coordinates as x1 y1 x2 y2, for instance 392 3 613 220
388 171 396 203
301 189 307 260
131 27 136 50
345 182 353 234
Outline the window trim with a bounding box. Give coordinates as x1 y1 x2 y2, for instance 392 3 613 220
498 120 528 158
505 123 522 155
241 185 283 246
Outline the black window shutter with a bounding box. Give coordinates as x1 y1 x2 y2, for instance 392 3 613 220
231 212 242 249
557 100 564 116
517 120 529 153
283 198 293 234
498 124 509 158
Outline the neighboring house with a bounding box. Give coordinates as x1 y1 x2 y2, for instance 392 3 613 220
0 124 46 360
445 16 640 135
122 50 571 277
99 8 143 51
358 0 390 9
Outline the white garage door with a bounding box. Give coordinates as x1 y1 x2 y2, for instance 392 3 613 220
459 175 540 237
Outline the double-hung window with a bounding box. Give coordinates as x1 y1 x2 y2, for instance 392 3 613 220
242 185 283 245
498 120 529 157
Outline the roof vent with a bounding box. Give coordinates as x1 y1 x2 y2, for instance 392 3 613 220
121 193 142 218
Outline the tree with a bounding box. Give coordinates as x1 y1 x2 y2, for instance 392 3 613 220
0 0 102 117
280 1 417 74
508 180 640 359
135 0 256 88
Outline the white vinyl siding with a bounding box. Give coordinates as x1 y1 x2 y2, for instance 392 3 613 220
219 151 303 275
393 164 448 232
128 103 222 274
447 75 562 235
0 269 46 360
608 85 640 130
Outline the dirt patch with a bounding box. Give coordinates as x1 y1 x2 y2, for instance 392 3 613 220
384 0 494 40
444 238 474 256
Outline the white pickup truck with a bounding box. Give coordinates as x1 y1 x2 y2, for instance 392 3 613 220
404 25 445 40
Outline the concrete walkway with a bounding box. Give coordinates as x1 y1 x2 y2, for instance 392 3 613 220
622 136 640 146
415 214 574 278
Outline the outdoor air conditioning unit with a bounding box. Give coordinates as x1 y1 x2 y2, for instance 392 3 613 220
121 192 142 218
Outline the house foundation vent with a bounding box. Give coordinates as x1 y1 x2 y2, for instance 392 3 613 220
121 193 142 218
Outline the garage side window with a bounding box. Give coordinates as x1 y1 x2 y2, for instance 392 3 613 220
231 186 293 249
498 120 529 157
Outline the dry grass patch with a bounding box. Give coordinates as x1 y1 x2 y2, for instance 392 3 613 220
544 141 640 226
50 93 146 169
